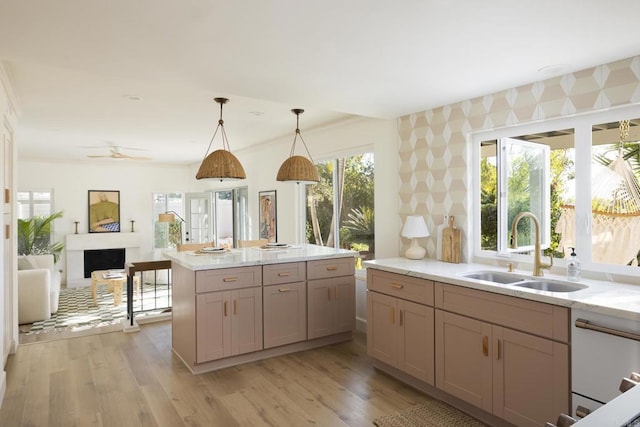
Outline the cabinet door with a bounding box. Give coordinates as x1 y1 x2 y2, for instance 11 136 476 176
263 282 306 348
308 276 356 339
367 291 398 367
231 287 263 355
333 276 355 335
435 310 492 413
307 279 333 339
196 291 231 363
493 326 569 427
398 299 434 385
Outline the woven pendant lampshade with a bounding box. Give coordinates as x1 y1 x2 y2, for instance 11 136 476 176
196 97 246 181
276 109 319 184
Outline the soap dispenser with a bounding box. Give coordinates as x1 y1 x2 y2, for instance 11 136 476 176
567 247 581 282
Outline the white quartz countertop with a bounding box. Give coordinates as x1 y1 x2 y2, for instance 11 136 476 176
364 258 640 321
164 243 356 271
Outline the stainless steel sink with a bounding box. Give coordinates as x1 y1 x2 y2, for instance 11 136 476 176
460 271 525 284
513 280 588 293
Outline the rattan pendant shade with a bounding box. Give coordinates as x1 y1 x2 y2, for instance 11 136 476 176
276 109 319 183
196 97 246 181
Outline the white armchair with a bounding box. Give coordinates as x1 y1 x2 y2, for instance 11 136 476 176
18 254 61 324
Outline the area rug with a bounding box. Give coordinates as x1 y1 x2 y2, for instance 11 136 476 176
21 282 171 337
373 399 487 427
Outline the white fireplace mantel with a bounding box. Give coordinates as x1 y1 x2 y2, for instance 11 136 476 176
65 232 142 288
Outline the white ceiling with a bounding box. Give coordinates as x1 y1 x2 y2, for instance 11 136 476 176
2 0 640 165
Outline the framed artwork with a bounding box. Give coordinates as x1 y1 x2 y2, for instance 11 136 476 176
88 190 120 233
259 190 277 242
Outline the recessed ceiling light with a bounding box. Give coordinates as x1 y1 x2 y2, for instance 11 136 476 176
537 64 569 76
123 94 143 101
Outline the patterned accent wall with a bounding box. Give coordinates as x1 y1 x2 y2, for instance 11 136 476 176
399 55 640 261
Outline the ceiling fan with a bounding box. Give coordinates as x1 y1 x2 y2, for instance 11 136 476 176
86 146 152 161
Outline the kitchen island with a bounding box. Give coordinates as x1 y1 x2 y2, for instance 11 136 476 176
164 244 357 374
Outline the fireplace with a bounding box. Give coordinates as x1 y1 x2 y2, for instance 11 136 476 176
83 248 126 278
65 232 141 288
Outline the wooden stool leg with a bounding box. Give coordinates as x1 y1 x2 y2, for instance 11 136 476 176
91 277 98 306
113 281 123 306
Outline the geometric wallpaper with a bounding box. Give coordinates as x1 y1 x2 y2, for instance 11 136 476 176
398 55 640 261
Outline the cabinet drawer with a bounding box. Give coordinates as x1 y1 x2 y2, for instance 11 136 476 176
307 257 355 280
196 266 262 293
434 282 568 342
367 269 434 306
263 262 306 285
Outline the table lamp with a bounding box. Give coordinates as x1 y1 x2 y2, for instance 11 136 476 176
402 215 430 259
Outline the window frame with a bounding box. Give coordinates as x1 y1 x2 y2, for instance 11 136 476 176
472 104 640 278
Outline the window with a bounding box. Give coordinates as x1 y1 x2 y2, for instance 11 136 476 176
475 108 640 275
305 152 374 268
17 190 53 219
153 192 184 249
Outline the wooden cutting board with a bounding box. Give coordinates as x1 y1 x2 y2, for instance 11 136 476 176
441 216 461 263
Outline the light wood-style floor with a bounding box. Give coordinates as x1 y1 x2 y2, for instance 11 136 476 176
0 322 433 426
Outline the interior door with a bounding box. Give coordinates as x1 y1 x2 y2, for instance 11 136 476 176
185 192 212 243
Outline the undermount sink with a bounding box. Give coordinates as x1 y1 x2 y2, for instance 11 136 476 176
460 271 525 284
513 279 588 293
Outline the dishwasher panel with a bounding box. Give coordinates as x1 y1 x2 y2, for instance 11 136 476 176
572 309 640 406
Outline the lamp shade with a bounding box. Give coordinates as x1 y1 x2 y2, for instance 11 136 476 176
402 215 430 238
158 213 176 223
196 149 246 181
276 155 320 183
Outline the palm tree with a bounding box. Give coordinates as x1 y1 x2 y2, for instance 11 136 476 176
17 211 64 262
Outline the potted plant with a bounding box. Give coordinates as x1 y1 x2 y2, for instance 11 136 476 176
17 211 65 263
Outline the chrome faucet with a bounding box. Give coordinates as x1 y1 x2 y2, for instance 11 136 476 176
510 212 553 277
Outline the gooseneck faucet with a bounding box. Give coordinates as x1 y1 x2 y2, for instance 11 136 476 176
510 212 553 276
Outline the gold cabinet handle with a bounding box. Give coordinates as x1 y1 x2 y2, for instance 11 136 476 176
224 300 228 317
233 299 237 315
482 336 488 357
277 272 291 277
4 188 9 203
278 288 291 292
326 266 338 271
495 339 501 360
390 307 395 324
223 277 238 282
391 283 404 289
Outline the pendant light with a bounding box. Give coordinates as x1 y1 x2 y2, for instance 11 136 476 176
196 97 246 181
276 108 320 184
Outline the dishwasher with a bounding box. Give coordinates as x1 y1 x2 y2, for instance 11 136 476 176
571 308 640 420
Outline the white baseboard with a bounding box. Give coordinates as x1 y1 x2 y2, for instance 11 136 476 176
0 370 6 411
356 316 367 333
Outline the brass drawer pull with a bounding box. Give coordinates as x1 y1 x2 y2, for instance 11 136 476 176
326 266 338 271
223 277 238 282
278 288 291 292
391 283 404 289
575 406 590 419
224 300 228 316
482 336 488 357
494 339 501 360
277 272 291 277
